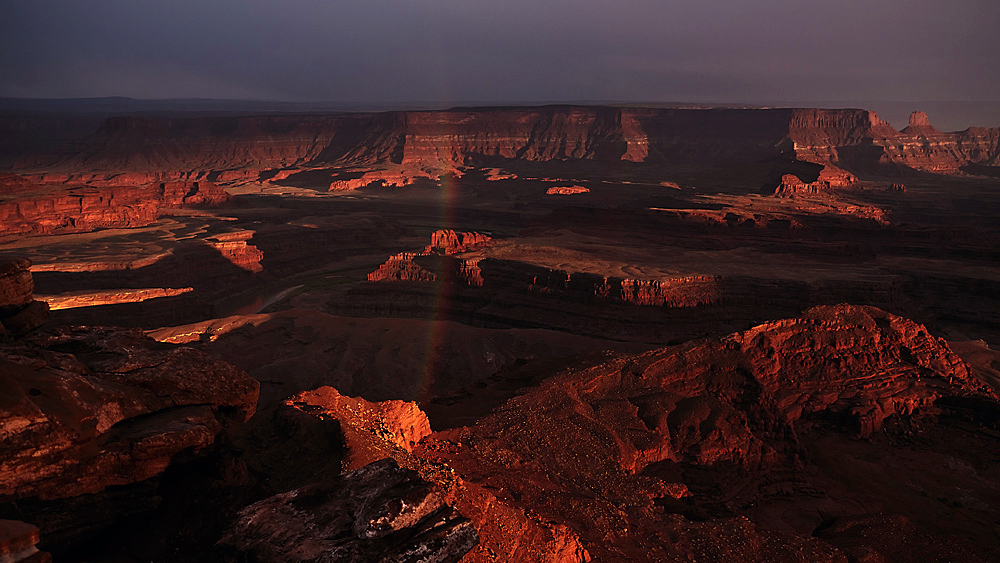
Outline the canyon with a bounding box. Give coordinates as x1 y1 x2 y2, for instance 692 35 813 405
1 103 999 562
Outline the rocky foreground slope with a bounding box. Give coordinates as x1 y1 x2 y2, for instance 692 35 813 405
2 251 999 561
238 304 1000 562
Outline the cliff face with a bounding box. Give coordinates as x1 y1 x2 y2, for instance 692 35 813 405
16 115 343 178
14 107 1000 184
0 178 230 238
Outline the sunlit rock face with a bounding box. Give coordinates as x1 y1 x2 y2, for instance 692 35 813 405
0 177 230 238
283 305 999 562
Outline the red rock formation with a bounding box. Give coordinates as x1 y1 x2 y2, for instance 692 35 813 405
0 520 50 563
220 458 478 563
286 386 431 471
0 259 48 337
0 326 258 500
546 185 590 195
15 115 341 179
286 388 593 563
12 107 1000 187
37 287 194 310
205 231 263 273
0 174 44 196
368 230 491 284
367 252 437 282
425 230 492 255
283 305 999 562
0 180 230 238
773 164 859 197
0 259 33 310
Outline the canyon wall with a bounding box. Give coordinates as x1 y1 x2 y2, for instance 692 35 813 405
12 107 1000 184
0 177 230 238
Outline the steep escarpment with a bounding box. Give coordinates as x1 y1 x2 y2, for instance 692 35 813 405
16 115 342 180
787 108 1000 174
13 107 1000 188
0 177 230 238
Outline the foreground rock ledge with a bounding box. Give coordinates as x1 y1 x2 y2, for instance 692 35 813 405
220 458 478 563
286 304 999 562
0 325 259 501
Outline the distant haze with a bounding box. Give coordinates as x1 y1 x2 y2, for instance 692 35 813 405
2 1 998 125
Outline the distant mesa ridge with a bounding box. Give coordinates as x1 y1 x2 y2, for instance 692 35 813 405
7 106 998 179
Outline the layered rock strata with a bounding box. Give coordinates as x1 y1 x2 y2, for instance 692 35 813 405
369 230 490 286
0 326 259 500
13 107 1000 187
0 259 48 337
0 178 231 238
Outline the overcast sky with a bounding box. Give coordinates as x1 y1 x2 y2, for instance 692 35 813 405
2 0 998 104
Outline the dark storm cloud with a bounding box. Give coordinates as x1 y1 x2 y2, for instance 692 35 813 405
2 0 998 103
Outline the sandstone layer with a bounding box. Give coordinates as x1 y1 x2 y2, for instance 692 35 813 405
13 107 1000 189
0 177 230 238
0 259 49 337
0 325 259 500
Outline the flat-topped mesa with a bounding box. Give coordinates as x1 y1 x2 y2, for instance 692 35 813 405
15 114 343 178
0 178 231 238
205 231 264 273
11 107 1000 184
368 230 491 284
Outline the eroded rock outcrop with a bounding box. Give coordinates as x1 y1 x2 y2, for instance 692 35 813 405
369 230 490 285
425 230 491 255
0 520 50 563
546 185 590 195
0 326 258 500
285 305 999 562
205 231 263 273
0 180 230 238
0 259 48 337
220 458 478 563
286 388 593 563
772 164 859 197
287 386 431 472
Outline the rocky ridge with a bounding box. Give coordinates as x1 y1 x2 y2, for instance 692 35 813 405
279 304 1000 562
